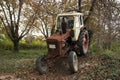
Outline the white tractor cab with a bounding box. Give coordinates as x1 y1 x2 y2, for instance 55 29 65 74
56 12 85 41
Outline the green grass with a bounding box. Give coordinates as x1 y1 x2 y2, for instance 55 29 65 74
89 42 120 59
102 49 120 59
0 49 47 73
0 41 119 79
0 39 47 73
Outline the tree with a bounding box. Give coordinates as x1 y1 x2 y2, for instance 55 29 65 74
0 21 5 41
86 0 120 49
0 0 36 51
31 0 79 39
97 0 120 49
31 0 59 39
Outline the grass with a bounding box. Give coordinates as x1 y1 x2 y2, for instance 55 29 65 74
0 42 119 79
0 39 47 74
0 49 47 73
89 42 120 59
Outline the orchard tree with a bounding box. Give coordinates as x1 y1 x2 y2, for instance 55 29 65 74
85 0 120 49
30 0 79 39
31 0 97 40
96 0 120 49
0 0 36 51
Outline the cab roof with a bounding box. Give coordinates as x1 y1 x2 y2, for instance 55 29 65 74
58 12 83 16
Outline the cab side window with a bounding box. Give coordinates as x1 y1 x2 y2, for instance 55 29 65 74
80 15 83 25
68 20 74 29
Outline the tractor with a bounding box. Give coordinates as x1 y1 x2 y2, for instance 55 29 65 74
36 12 89 74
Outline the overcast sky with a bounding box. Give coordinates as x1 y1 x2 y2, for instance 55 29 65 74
117 0 120 2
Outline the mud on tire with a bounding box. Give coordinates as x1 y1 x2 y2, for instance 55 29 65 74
36 56 48 74
68 51 78 73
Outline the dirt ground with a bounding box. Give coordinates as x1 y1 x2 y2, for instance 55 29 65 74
0 54 120 80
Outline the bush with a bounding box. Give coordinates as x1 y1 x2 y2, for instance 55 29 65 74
89 40 120 59
89 41 101 54
0 39 13 50
19 39 47 50
0 38 47 50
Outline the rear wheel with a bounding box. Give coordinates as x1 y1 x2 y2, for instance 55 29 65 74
36 56 48 74
77 30 89 55
68 51 78 73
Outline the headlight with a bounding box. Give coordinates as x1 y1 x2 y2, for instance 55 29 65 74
49 44 56 49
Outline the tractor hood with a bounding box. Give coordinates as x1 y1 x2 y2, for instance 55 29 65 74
47 31 70 42
46 31 71 56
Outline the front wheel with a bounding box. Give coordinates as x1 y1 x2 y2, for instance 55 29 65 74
68 51 78 73
36 56 48 74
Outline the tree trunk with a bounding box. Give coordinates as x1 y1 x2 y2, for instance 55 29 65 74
78 0 81 12
51 25 55 35
13 40 19 52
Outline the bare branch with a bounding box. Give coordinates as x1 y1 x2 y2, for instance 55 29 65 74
0 3 10 27
19 15 36 40
0 17 14 41
16 0 23 27
84 0 97 25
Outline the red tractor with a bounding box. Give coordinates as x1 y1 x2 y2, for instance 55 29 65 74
36 12 89 74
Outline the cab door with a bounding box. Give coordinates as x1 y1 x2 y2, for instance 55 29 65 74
74 15 80 40
74 15 84 41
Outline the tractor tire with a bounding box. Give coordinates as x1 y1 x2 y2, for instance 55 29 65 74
77 30 89 56
36 56 48 74
68 51 78 73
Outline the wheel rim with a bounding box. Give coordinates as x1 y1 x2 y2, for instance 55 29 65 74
73 53 78 72
83 34 88 54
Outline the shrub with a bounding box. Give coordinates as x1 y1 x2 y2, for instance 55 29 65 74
0 38 47 50
19 39 47 50
0 39 13 50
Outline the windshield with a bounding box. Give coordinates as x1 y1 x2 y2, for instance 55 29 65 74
57 16 74 30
